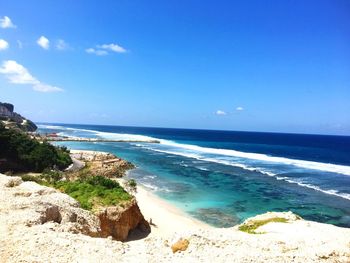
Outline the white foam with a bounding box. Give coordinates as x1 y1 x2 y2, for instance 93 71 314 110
156 140 350 176
38 124 67 130
40 125 158 142
146 147 277 177
95 131 156 142
197 167 209 171
282 178 350 201
40 125 350 176
141 183 159 191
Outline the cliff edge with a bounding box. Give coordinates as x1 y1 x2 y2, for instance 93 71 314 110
0 102 37 132
1 173 349 263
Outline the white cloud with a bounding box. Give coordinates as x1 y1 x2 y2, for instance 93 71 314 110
37 36 50 49
236 106 244 111
0 16 16 28
0 39 9 50
98 43 127 53
85 48 108 56
0 60 63 92
56 39 68 50
86 43 127 56
216 110 227 116
17 40 23 49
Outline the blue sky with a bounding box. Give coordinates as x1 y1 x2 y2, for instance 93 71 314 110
0 0 349 135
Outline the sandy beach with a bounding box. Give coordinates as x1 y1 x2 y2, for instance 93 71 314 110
2 148 344 262
70 149 211 235
2 173 350 262
125 182 211 237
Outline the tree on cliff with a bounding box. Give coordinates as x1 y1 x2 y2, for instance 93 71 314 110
0 123 72 172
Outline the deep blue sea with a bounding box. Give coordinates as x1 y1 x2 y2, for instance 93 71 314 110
38 123 350 228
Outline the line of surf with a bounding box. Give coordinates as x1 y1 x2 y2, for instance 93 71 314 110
39 125 350 176
156 140 350 176
39 125 350 200
38 124 157 142
144 147 350 200
276 176 350 201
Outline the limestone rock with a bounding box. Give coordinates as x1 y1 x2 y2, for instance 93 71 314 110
0 101 37 132
97 198 151 241
0 174 101 236
240 211 301 226
1 173 350 263
4 176 22 187
171 238 190 253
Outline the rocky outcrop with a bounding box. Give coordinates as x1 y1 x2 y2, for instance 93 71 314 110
70 150 135 178
1 173 350 262
0 102 37 132
0 174 149 241
98 199 151 241
0 175 101 237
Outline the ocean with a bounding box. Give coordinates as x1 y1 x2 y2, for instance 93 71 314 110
38 123 350 228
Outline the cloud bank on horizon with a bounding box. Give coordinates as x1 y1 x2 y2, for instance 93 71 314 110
215 107 244 116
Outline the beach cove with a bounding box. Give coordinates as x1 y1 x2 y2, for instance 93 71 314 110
1 126 350 262
41 123 350 228
1 157 350 262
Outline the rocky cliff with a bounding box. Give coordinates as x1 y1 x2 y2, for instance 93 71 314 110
0 102 37 132
1 173 350 262
0 174 149 242
98 199 151 241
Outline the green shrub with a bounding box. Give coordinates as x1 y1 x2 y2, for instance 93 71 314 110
21 174 43 184
84 175 120 189
0 123 72 173
52 176 132 210
40 169 63 183
238 217 288 234
126 179 137 192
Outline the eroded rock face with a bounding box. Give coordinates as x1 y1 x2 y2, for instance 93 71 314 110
2 174 350 262
98 198 151 241
0 102 37 132
70 150 135 178
0 174 149 241
0 175 101 237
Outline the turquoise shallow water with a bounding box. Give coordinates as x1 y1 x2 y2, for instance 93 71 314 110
40 124 350 228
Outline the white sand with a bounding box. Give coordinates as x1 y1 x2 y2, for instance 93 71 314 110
2 174 350 262
134 185 211 236
70 149 211 235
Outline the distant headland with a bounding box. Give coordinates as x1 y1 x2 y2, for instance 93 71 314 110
0 102 37 132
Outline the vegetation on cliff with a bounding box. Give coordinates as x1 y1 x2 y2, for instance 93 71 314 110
0 102 37 132
53 176 132 210
238 217 289 234
0 123 72 173
22 171 132 211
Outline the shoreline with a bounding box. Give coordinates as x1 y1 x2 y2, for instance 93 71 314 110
34 134 160 144
69 149 212 235
119 178 212 237
2 146 350 261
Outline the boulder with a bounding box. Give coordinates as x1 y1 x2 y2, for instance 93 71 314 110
97 198 151 241
171 238 190 253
